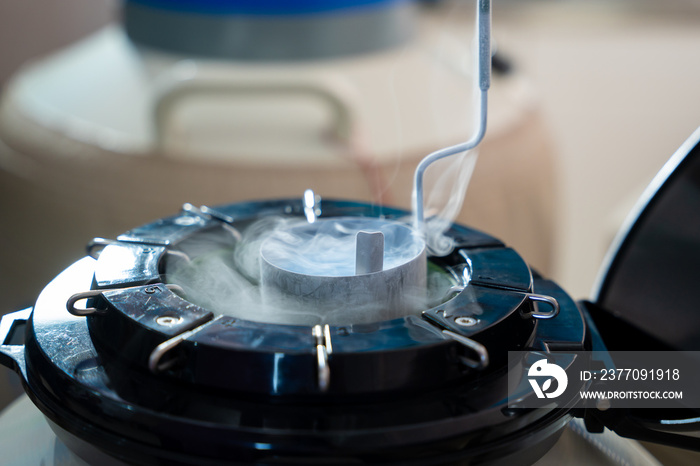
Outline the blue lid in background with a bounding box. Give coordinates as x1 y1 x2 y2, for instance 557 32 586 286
123 0 416 60
125 0 408 16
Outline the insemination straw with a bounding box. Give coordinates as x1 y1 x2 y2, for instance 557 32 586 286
412 0 491 234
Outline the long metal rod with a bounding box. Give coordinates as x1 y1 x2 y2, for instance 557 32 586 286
413 0 491 233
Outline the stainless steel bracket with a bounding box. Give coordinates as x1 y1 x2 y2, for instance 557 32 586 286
313 324 333 392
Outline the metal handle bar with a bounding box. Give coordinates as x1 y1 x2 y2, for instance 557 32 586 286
413 0 491 233
153 75 354 149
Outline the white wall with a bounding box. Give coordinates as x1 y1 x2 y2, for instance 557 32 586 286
495 0 700 298
0 0 116 86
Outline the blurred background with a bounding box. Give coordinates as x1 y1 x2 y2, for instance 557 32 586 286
1 0 700 452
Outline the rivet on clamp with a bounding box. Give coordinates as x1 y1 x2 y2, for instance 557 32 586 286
313 324 333 392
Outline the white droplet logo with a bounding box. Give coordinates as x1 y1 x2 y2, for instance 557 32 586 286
528 359 568 399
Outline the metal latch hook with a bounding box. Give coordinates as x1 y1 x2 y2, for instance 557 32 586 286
520 293 560 319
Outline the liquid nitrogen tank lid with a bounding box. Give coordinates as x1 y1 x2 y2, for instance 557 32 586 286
123 0 415 59
125 0 409 15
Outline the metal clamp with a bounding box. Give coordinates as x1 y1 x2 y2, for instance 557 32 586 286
165 284 186 297
166 250 192 263
442 330 489 370
86 237 166 259
182 203 234 224
443 261 471 301
86 237 121 259
520 293 560 320
181 203 242 240
303 189 322 224
66 290 107 316
0 308 32 377
149 316 220 373
313 324 333 392
67 284 185 317
443 284 466 301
